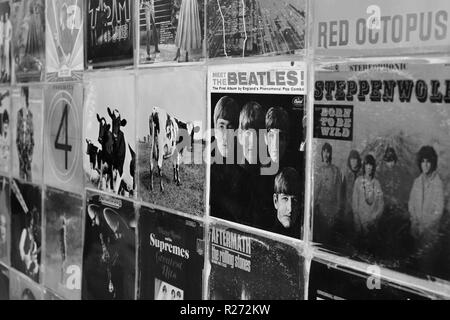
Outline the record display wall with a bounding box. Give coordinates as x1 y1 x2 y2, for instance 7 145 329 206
0 0 449 300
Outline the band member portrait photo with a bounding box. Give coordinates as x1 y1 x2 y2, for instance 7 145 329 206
16 87 34 182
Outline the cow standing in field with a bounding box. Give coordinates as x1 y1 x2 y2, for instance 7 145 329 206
96 114 114 191
148 107 194 192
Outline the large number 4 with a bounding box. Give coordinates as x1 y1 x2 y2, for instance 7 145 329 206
55 104 72 170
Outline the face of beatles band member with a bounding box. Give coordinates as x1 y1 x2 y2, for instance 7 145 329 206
215 118 234 158
421 158 432 176
365 163 374 178
322 148 331 164
274 193 299 228
265 129 287 164
349 158 359 171
239 129 258 164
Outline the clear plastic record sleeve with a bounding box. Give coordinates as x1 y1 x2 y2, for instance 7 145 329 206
44 83 83 194
138 206 204 300
137 67 206 216
9 267 43 300
0 88 11 175
0 0 12 84
137 0 205 66
85 0 134 69
0 176 10 265
12 0 46 83
208 223 304 300
43 187 83 300
312 58 450 282
82 190 136 300
207 0 307 59
45 0 84 82
0 263 8 300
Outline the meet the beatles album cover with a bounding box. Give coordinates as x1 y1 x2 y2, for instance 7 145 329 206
11 0 46 83
312 58 450 283
45 0 84 82
0 1 12 84
85 0 134 68
0 88 11 175
137 67 206 216
43 187 83 300
137 0 205 66
207 0 306 59
208 223 304 300
209 62 306 239
11 86 43 184
138 206 204 300
0 263 9 300
9 267 43 299
0 176 10 265
10 179 42 284
82 190 136 300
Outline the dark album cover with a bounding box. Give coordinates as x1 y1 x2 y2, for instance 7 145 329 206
82 191 136 300
138 206 204 300
0 88 11 174
137 68 206 216
0 263 8 300
0 176 10 265
207 0 306 59
45 0 84 81
11 0 45 83
137 0 205 66
0 1 11 84
209 62 306 239
44 83 83 194
11 86 43 184
10 179 41 283
84 72 136 199
312 59 450 282
9 267 42 300
208 224 304 300
85 0 134 68
43 187 83 300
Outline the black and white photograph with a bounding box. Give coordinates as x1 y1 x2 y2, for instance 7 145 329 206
0 263 8 300
0 176 9 264
0 1 11 84
11 86 43 184
84 72 136 199
138 206 204 300
137 68 206 216
44 288 63 300
313 59 450 282
209 62 306 239
0 88 10 174
9 267 42 300
10 179 41 283
82 191 136 300
11 0 45 83
208 223 304 300
137 0 205 66
43 187 83 300
207 0 306 59
85 0 134 68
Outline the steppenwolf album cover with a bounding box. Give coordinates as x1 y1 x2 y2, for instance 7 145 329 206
9 267 43 299
207 0 306 59
137 0 205 66
209 61 306 239
208 223 304 300
138 206 204 300
84 72 136 199
313 58 450 282
10 179 41 284
11 0 45 83
85 0 134 68
82 190 136 300
0 176 10 265
43 187 83 300
45 0 84 81
137 67 206 216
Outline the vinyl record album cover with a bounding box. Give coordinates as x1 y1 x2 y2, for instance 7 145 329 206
0 1 12 84
138 206 204 300
137 68 206 216
0 176 10 265
82 190 136 300
0 88 11 174
9 267 43 300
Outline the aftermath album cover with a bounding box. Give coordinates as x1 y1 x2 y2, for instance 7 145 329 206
11 86 43 184
11 0 45 83
0 88 10 174
207 0 306 59
137 68 206 216
209 62 306 239
10 179 41 284
44 83 84 194
0 263 8 300
138 206 204 300
137 0 205 66
9 267 42 300
45 0 84 82
0 1 11 84
85 0 134 69
82 190 136 300
208 224 304 300
84 72 136 199
0 176 9 265
312 59 450 282
43 187 83 300
308 259 434 300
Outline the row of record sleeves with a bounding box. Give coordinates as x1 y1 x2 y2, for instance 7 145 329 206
0 56 450 299
0 0 447 85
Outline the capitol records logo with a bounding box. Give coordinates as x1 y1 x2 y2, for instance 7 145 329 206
292 96 304 108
